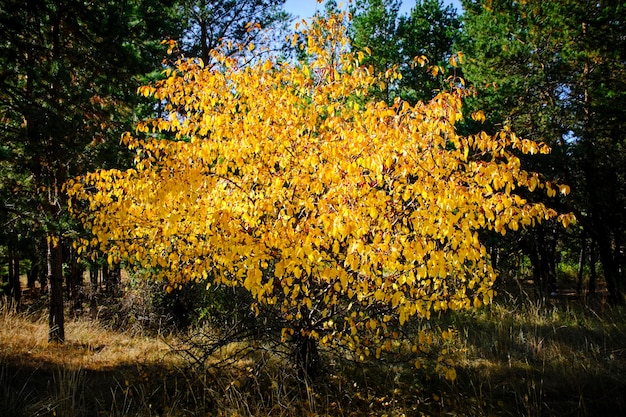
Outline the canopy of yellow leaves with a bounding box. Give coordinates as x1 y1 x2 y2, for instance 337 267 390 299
66 11 574 377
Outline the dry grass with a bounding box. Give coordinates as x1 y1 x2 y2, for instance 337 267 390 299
432 292 626 416
0 303 176 371
1 285 626 416
0 302 185 417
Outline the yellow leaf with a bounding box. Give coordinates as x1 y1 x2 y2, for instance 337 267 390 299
66 10 574 380
471 110 485 123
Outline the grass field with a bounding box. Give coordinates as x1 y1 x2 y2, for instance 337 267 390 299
1 278 625 416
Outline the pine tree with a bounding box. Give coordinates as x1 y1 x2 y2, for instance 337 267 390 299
460 0 626 301
0 0 180 340
397 0 461 103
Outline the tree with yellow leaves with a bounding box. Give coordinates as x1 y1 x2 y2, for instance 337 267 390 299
67 11 573 378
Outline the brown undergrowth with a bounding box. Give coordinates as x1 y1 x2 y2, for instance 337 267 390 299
1 281 625 416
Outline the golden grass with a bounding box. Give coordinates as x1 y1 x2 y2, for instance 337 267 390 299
0 303 177 372
2 288 626 416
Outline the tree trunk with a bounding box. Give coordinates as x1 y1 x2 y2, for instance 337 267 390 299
615 233 624 299
596 233 623 305
589 239 597 296
105 263 121 296
89 265 99 319
544 227 558 296
576 236 587 295
489 243 499 270
527 246 542 287
48 236 65 343
102 263 109 293
7 235 21 305
68 246 83 315
522 227 558 297
293 332 320 381
27 259 39 292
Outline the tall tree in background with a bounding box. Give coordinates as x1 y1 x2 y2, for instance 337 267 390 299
460 0 626 302
176 0 289 62
566 0 626 303
397 0 460 103
459 0 567 294
349 0 402 102
0 0 181 341
349 0 460 103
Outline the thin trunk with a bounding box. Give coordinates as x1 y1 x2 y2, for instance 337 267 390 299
576 237 586 295
615 234 624 297
27 259 39 291
102 263 109 293
7 235 22 305
105 264 121 296
489 243 499 270
200 18 210 65
293 333 320 381
524 228 557 297
540 243 558 295
597 233 622 304
589 240 597 295
39 239 48 293
526 244 542 289
89 265 99 319
48 236 65 343
68 247 83 315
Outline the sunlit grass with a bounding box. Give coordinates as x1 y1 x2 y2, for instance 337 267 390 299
435 293 626 416
1 287 625 416
0 303 176 371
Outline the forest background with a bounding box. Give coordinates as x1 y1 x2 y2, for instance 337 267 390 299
1 0 625 416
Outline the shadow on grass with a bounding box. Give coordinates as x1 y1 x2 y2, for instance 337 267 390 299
2 288 625 417
0 352 207 417
434 294 626 417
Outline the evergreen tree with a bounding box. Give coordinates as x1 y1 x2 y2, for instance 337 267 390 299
349 0 402 103
349 0 461 103
460 0 626 302
175 0 289 62
397 0 461 103
0 0 180 340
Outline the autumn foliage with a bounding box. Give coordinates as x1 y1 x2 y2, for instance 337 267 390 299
67 12 573 377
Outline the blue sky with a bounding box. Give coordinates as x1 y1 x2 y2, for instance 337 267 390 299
283 0 463 20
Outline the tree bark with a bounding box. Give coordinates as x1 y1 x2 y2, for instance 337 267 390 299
521 227 558 297
597 233 623 304
89 264 99 319
7 234 22 305
589 239 597 296
293 332 320 381
576 236 586 295
48 236 65 343
105 263 121 296
68 246 83 315
27 258 39 292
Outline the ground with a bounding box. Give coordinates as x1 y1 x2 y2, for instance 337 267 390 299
1 273 625 416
